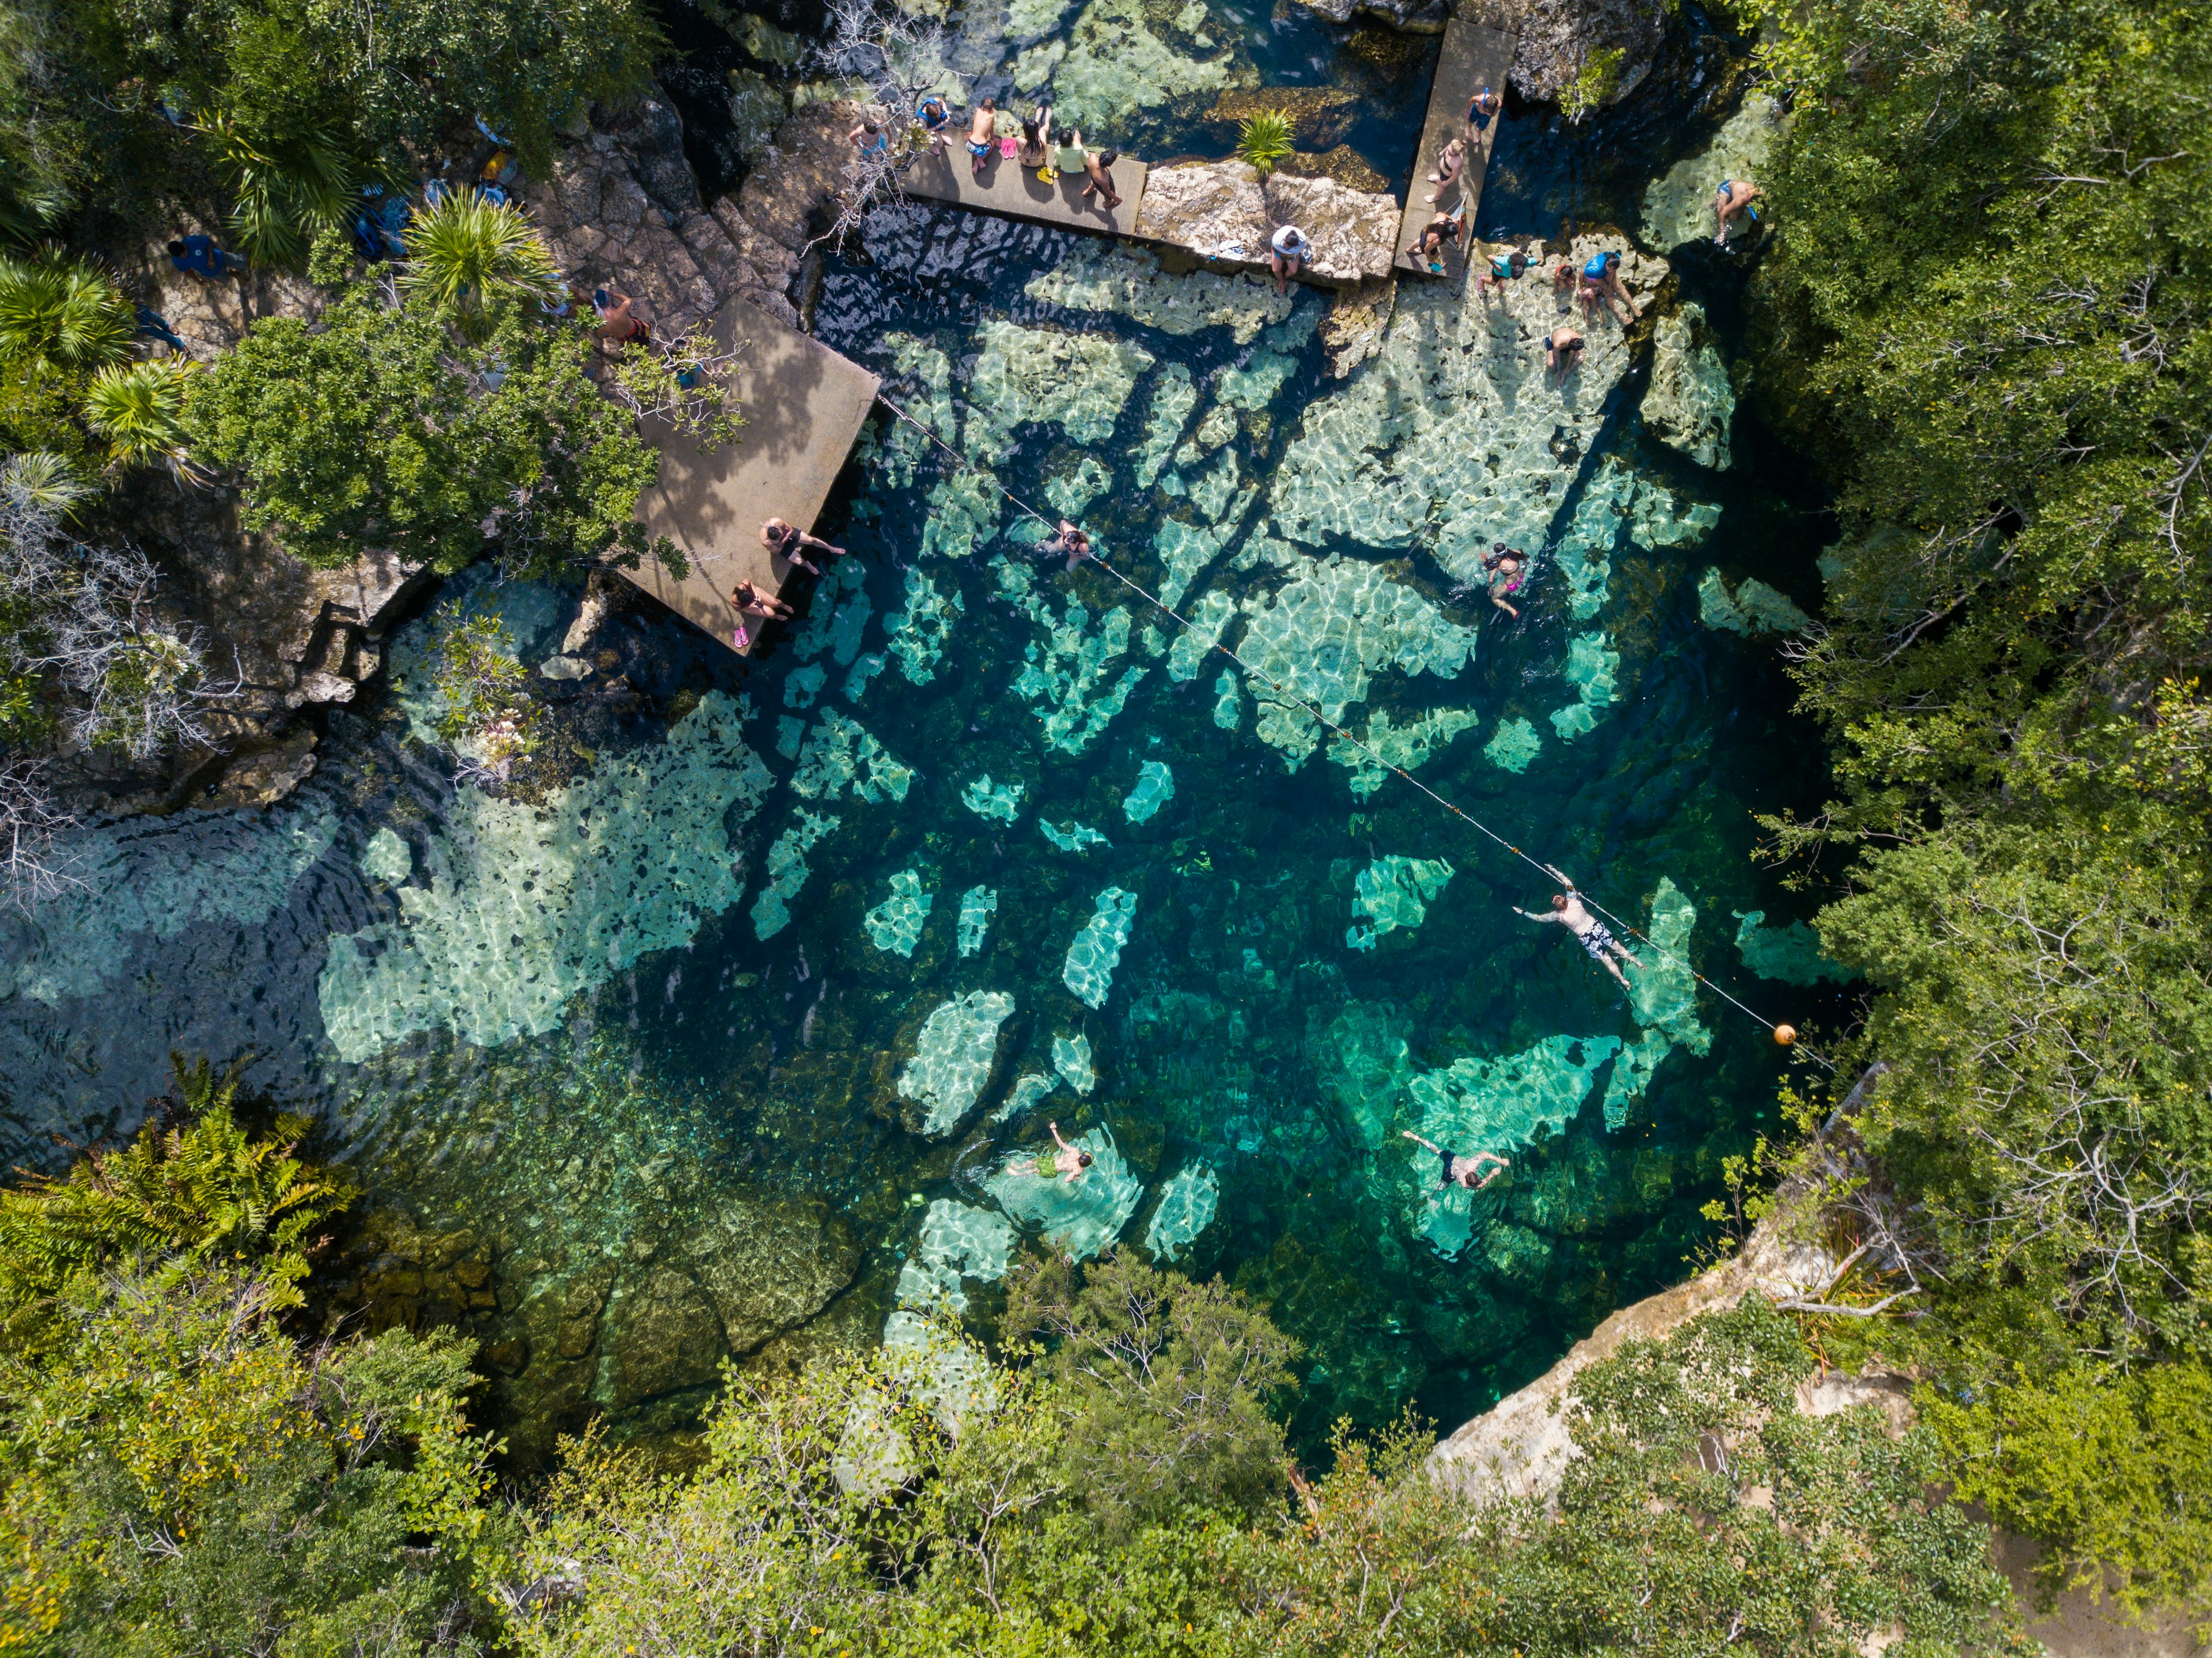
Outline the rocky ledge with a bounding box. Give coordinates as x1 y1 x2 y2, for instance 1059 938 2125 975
1133 162 1400 285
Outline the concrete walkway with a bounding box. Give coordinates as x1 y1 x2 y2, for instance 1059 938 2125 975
903 143 1149 236
626 295 880 656
1395 17 1518 280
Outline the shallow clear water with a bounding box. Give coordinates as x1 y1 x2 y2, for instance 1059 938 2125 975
0 10 1844 1458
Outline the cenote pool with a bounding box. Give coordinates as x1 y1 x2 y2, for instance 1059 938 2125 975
0 11 1850 1460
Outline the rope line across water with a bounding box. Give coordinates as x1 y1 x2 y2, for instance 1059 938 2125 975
869 389 1828 1068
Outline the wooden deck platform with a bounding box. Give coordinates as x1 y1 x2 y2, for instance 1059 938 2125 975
626 295 880 656
1395 16 1518 280
903 142 1149 236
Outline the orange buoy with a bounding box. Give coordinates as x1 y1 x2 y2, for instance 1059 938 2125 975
1774 1024 1797 1046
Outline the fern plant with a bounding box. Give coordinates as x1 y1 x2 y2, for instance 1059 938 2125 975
0 256 134 372
0 1056 354 1351
401 190 563 335
1236 110 1295 177
82 359 200 479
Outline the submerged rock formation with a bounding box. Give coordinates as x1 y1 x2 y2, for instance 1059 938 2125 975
1643 301 1734 469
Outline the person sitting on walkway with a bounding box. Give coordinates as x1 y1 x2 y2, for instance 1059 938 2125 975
1400 1130 1510 1192
1476 247 1528 297
1545 325 1584 376
761 517 845 578
1482 543 1527 618
1516 875 1642 989
1713 179 1762 247
1018 110 1050 170
167 234 244 278
1580 249 1638 323
1052 126 1087 184
916 93 953 148
134 305 186 353
729 580 794 650
849 117 891 162
1081 146 1123 210
593 289 649 349
1039 1121 1093 1184
1425 136 1467 205
967 99 999 178
1041 518 1092 572
1465 85 1501 143
1270 222 1312 294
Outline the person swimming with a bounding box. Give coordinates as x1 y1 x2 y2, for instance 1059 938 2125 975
1483 543 1527 618
1515 872 1643 989
1039 1121 1094 1183
1399 1130 1510 1191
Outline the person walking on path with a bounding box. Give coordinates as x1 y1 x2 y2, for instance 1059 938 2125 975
1270 223 1312 294
1040 1121 1093 1183
1465 85 1501 143
167 235 243 278
1515 872 1642 989
1425 136 1467 205
134 305 187 352
761 517 845 578
1476 247 1528 297
967 99 999 178
1713 179 1762 246
1081 146 1123 210
1400 1130 1510 1191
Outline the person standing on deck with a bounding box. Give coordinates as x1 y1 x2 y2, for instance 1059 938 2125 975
1425 135 1468 205
1465 85 1501 144
967 99 998 178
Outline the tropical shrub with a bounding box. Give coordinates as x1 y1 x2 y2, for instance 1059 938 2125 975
0 256 131 372
401 191 565 335
82 359 199 477
187 281 669 577
1235 110 1294 176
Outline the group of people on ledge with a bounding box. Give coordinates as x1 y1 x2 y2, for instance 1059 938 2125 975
849 94 1126 209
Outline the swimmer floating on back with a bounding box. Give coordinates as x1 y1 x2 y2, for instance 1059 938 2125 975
1515 868 1642 989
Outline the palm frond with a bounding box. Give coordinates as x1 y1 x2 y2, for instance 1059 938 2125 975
0 254 134 371
400 190 563 330
83 360 201 479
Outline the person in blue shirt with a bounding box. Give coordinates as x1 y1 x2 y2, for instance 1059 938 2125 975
166 235 243 278
1465 85 1501 143
1579 248 1637 323
916 93 953 148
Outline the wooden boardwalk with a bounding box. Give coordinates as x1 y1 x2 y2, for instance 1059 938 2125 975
904 143 1149 236
626 295 880 656
1395 17 1518 281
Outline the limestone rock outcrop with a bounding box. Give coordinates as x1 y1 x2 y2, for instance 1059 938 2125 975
1428 1201 1842 1502
1132 161 1400 284
1290 0 1452 33
1643 301 1734 470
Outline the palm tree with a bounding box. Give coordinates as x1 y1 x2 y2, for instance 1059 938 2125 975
195 109 357 267
0 451 91 514
401 190 563 334
0 255 134 371
1236 111 1296 178
83 360 202 481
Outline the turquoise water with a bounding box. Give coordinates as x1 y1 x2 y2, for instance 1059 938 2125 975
0 14 1847 1459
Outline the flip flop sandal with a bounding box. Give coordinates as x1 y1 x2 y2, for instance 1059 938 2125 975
999 136 1018 157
